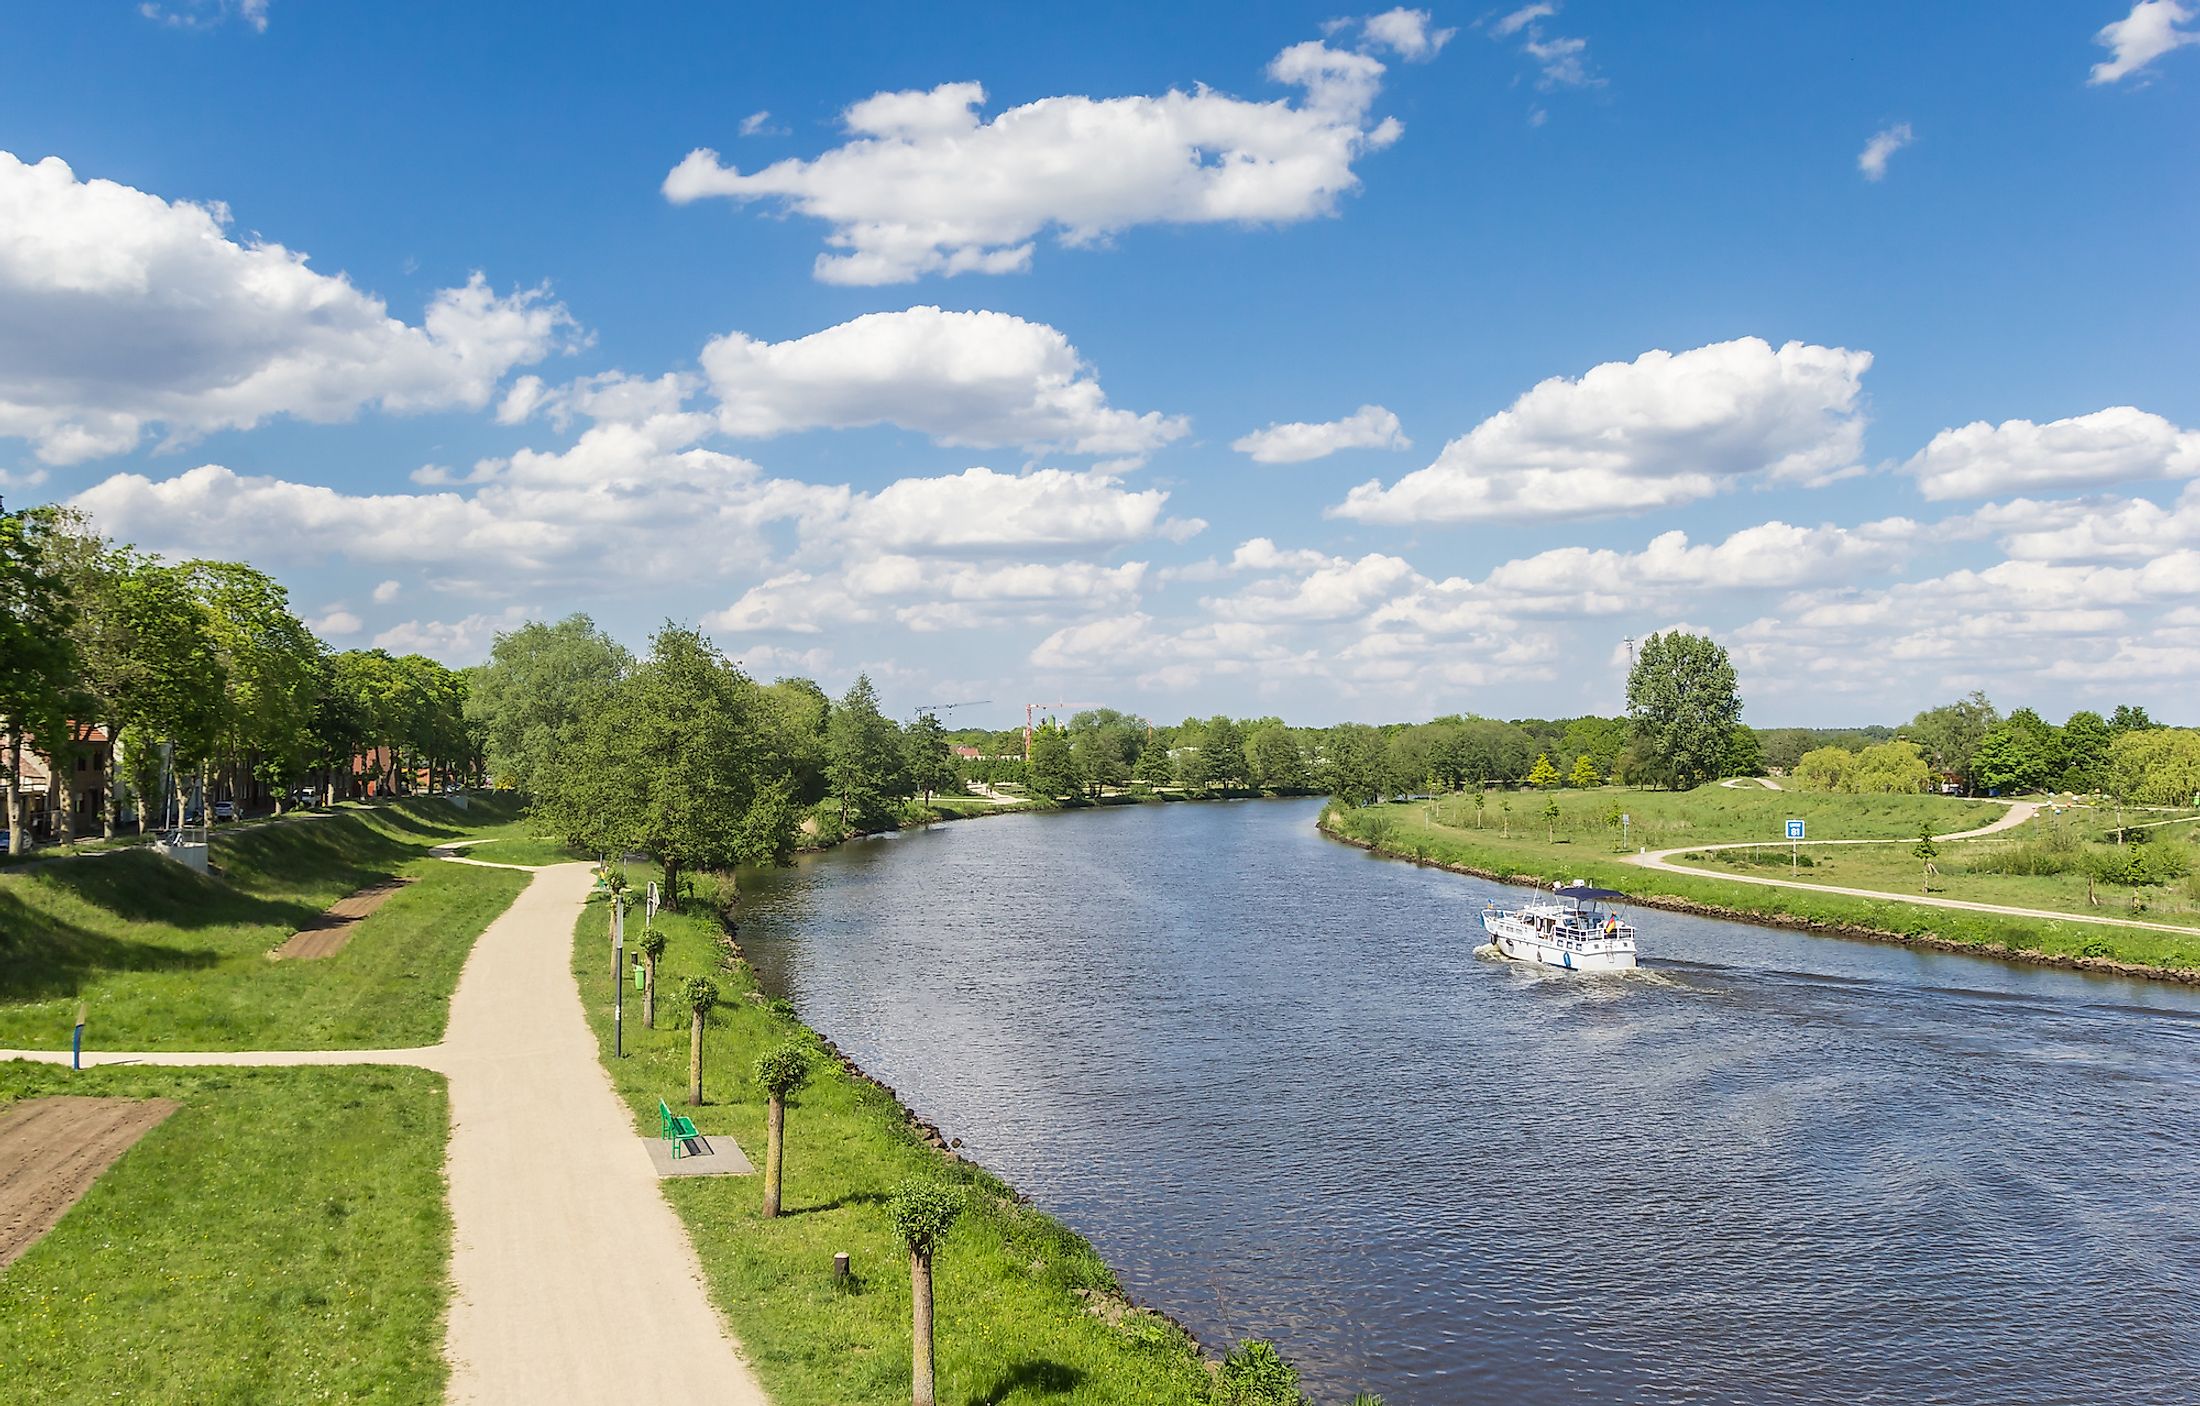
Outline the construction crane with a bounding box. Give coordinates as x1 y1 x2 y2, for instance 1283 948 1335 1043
911 699 991 719
1024 700 1100 760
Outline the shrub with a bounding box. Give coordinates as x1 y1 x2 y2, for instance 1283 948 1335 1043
1213 1340 1307 1406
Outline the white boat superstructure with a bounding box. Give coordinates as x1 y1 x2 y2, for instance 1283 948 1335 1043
1481 882 1638 972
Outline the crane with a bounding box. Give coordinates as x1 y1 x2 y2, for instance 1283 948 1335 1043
911 699 991 719
1024 700 1101 760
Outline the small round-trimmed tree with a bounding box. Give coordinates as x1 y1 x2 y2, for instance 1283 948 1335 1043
1543 795 1561 843
637 928 666 1029
683 976 719 1106
753 1042 811 1218
889 1179 965 1406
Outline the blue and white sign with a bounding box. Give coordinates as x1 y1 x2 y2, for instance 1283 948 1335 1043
1785 819 1806 840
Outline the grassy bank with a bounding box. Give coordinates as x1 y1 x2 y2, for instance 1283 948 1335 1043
0 796 530 1050
0 1062 450 1404
571 873 1211 1406
1326 791 2200 976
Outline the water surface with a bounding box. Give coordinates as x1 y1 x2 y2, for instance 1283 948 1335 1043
739 798 2200 1405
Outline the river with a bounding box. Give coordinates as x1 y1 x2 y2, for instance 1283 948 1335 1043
736 798 2200 1405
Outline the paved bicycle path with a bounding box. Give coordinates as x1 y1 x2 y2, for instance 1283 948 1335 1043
2 860 768 1405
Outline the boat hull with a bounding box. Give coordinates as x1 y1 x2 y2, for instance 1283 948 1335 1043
1483 915 1637 972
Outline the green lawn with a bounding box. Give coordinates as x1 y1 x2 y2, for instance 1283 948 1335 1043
1422 784 2008 849
0 798 529 1051
1676 833 2200 930
1333 789 2200 973
0 1062 450 1404
451 833 586 868
571 875 1211 1406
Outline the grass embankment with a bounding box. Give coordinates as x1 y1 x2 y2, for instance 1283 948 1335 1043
571 874 1211 1406
1328 787 2200 975
0 1062 449 1404
0 795 530 1050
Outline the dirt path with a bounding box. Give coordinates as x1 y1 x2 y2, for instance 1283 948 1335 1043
1718 776 1785 791
1618 801 2200 936
0 1096 179 1269
270 877 417 959
434 863 767 1404
0 860 769 1405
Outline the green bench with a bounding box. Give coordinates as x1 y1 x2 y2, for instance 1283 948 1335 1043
658 1098 700 1158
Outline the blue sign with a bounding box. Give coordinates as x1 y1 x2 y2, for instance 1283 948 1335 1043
1785 819 1806 840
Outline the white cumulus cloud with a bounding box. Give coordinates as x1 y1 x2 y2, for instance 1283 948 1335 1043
662 34 1407 284
1333 337 1872 525
1361 9 1456 61
701 306 1186 458
1903 406 2200 500
1232 404 1409 463
0 151 578 464
1857 122 1914 181
2089 1 2199 84
838 466 1199 554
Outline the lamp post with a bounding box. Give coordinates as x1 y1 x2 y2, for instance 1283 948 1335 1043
613 892 626 1059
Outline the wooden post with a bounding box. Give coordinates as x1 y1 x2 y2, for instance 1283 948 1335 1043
833 1252 850 1281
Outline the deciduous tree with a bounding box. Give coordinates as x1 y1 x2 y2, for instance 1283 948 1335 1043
1625 631 1743 791
889 1180 965 1406
754 1042 811 1218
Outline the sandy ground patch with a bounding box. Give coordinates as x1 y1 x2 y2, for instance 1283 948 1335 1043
0 1095 180 1270
271 877 417 960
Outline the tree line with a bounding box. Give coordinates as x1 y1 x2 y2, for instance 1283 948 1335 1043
1 500 474 854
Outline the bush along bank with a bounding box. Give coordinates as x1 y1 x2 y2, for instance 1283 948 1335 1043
1319 801 2200 984
576 866 1232 1405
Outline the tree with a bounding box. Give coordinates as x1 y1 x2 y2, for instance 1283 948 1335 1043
1792 745 1858 792
1132 733 1177 789
1851 740 1931 794
1723 725 1765 778
1625 631 1743 790
2058 710 2112 792
1913 827 1939 895
637 926 666 1028
754 1042 811 1219
1499 794 1512 837
534 626 794 909
2108 728 2200 807
1248 726 1308 791
888 1180 965 1406
903 711 954 806
1026 719 1075 800
1202 716 1248 789
2108 704 2155 735
1542 793 1560 843
1567 754 1601 789
1971 713 2054 794
1907 691 1999 792
0 503 77 853
187 560 320 813
1527 753 1561 789
465 614 631 794
1213 1339 1309 1406
1472 789 1486 828
683 976 719 1106
827 673 905 832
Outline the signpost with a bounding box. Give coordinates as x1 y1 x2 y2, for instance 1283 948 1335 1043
73 1000 86 1071
1786 818 1805 874
1621 813 1631 850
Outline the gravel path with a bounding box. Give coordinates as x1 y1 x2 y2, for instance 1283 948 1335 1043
0 859 769 1405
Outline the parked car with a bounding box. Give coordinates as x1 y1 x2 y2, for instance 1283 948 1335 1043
213 799 236 821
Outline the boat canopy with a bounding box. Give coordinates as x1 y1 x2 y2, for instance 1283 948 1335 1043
1552 885 1628 902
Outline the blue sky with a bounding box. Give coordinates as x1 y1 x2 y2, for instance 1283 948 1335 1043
3 2 2196 730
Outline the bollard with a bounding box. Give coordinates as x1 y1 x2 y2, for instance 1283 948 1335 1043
833 1252 850 1282
72 1000 86 1071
